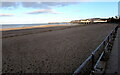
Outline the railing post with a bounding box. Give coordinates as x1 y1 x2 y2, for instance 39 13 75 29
113 26 118 39
92 53 94 70
108 36 109 43
115 26 118 33
111 31 114 42
103 41 106 50
91 53 95 75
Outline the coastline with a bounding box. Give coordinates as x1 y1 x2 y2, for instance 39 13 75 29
2 23 87 39
0 24 74 31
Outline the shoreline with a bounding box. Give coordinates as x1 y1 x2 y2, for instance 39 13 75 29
0 24 75 31
2 23 81 38
2 23 88 39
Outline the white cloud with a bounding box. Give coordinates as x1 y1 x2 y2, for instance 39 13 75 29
1 2 76 9
0 13 14 16
26 9 62 14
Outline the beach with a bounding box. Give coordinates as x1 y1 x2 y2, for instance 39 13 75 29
2 23 117 73
1 23 75 31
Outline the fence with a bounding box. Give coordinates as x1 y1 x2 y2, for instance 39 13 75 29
73 25 119 75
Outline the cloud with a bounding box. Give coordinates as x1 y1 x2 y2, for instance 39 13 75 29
1 2 18 10
0 2 73 15
0 13 14 17
27 9 62 14
1 2 77 9
1 2 16 7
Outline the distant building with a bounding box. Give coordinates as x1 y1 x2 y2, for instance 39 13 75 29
92 18 108 23
71 18 108 24
80 19 91 23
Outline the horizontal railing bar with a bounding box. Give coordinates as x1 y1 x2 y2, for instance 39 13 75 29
92 26 117 54
73 25 118 75
92 41 104 54
94 51 105 70
73 55 92 75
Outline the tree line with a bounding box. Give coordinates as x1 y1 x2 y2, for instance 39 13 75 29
108 16 120 23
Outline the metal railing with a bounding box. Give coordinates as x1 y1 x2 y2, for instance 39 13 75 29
73 25 119 75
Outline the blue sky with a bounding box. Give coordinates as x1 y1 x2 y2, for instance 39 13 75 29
0 2 118 24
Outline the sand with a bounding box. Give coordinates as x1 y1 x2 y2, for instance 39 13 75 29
2 23 117 73
1 24 76 31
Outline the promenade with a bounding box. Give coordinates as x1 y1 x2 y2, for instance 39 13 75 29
105 28 120 75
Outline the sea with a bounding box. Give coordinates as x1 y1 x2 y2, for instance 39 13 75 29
0 23 70 29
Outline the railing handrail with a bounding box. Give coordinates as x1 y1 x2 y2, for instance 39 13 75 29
73 25 118 75
73 55 92 74
92 26 117 55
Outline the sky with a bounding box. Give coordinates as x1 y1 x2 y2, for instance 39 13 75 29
0 2 119 24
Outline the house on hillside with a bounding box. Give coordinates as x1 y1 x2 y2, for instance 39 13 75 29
91 18 108 23
93 19 108 23
80 19 91 24
70 18 108 24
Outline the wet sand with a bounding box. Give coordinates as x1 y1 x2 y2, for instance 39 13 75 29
2 23 117 73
